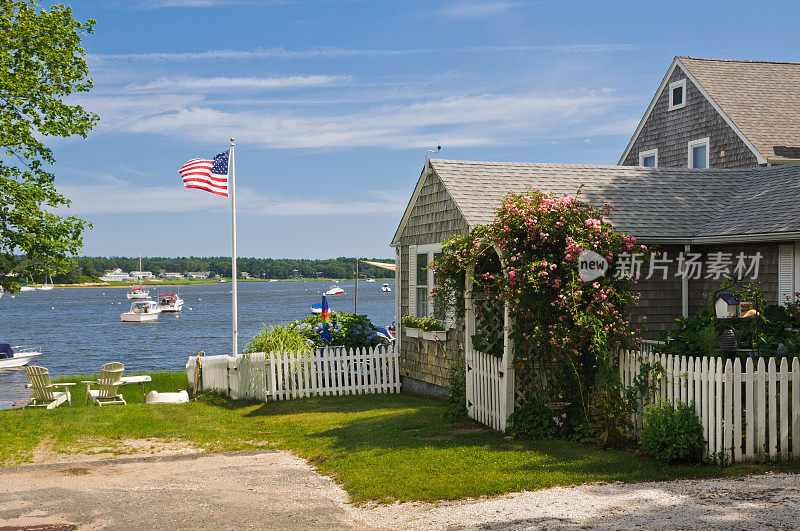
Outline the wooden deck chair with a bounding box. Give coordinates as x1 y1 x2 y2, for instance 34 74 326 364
24 366 76 409
83 362 126 406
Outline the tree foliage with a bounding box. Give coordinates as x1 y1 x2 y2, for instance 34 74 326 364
1 1 97 290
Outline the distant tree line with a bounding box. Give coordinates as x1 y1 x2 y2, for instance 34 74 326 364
43 257 395 283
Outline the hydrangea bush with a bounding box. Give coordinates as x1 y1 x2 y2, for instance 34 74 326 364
431 189 650 412
293 312 384 349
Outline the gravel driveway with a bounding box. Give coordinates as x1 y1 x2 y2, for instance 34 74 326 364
2 450 800 530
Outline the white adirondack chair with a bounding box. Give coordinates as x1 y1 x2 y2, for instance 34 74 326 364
24 366 76 409
83 362 126 406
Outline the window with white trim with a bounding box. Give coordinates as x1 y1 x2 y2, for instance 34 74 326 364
688 137 710 169
669 79 687 111
639 148 658 167
407 243 441 318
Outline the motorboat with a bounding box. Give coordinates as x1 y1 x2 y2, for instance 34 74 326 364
382 283 392 292
121 300 161 322
157 293 184 312
126 286 150 299
37 275 54 290
325 285 345 296
310 302 323 314
20 284 36 292
366 278 375 283
0 344 43 369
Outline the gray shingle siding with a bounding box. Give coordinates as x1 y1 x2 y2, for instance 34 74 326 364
398 171 468 393
622 66 759 169
637 242 779 340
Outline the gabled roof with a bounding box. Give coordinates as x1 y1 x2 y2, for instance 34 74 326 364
620 56 800 165
393 159 800 244
679 57 800 162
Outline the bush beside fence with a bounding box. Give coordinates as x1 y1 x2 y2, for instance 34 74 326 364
620 349 800 463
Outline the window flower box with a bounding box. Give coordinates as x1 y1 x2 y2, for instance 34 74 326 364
405 327 420 338
422 330 447 341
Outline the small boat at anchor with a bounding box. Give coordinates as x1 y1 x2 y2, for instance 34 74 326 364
157 293 184 312
325 285 345 296
126 286 150 299
382 283 392 292
121 300 161 322
0 344 43 369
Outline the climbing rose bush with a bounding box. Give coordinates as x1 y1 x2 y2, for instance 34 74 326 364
431 189 650 408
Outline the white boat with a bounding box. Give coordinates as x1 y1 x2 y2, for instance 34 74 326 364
157 292 184 312
366 278 376 283
126 286 150 299
325 285 345 296
382 283 392 292
37 275 54 290
121 300 161 322
20 284 36 292
0 344 43 369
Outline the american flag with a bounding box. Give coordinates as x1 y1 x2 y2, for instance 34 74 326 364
179 150 229 197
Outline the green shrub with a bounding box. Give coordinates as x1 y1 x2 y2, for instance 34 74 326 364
402 315 446 332
641 400 705 463
442 355 468 422
508 401 554 440
293 312 384 349
244 323 310 353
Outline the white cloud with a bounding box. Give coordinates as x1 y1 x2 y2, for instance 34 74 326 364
75 89 621 149
439 1 520 20
88 44 638 63
58 174 407 217
122 75 349 93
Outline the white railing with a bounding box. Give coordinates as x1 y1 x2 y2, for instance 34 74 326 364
186 346 400 402
466 349 507 431
620 349 800 463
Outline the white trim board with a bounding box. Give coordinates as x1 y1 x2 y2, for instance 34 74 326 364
618 57 765 165
668 78 687 111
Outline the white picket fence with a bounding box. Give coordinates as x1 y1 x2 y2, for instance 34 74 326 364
186 346 400 401
620 349 800 463
465 349 507 431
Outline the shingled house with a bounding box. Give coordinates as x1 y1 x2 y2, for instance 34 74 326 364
392 159 800 396
620 57 800 169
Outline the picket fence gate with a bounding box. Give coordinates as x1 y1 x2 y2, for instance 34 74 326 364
186 346 400 401
465 349 508 431
620 349 800 463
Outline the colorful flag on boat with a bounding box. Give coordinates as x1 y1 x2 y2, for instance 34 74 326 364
320 295 332 345
179 150 229 197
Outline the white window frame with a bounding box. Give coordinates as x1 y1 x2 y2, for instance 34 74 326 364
668 78 687 111
638 148 658 168
688 137 710 169
406 242 455 328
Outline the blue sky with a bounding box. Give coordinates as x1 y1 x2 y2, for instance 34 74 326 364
47 0 800 259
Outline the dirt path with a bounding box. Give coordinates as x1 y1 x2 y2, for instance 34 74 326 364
0 451 359 530
3 450 800 530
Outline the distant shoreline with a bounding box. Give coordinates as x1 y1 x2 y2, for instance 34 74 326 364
50 278 394 289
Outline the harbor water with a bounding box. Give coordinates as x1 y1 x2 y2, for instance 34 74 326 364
0 280 395 408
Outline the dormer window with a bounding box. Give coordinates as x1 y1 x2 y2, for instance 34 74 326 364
669 79 687 111
639 149 658 167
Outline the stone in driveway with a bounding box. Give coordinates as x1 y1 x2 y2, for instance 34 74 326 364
0 450 361 530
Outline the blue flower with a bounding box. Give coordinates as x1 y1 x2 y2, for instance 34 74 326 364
356 325 362 330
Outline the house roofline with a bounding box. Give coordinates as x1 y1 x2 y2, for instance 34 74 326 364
618 57 767 166
639 232 800 245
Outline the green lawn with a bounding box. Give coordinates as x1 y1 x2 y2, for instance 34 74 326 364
2 371 800 503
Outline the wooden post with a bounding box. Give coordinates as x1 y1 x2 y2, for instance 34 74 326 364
501 299 515 432
464 265 475 419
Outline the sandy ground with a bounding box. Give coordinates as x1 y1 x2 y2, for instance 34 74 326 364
3 448 800 530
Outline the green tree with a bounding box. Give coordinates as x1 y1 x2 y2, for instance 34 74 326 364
1 1 97 290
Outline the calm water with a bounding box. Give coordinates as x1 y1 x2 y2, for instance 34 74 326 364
0 280 395 408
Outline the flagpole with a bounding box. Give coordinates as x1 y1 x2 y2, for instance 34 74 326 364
229 137 238 358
